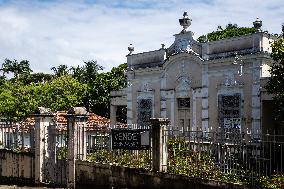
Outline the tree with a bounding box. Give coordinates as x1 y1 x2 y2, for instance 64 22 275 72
51 64 69 77
1 59 32 79
0 75 87 122
0 75 6 87
70 65 84 80
70 60 104 111
90 63 127 117
41 75 87 111
0 58 126 121
197 24 257 42
0 81 40 122
19 72 53 85
265 29 284 123
82 60 104 83
70 60 103 84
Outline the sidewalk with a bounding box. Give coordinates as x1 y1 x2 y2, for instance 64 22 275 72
0 186 62 189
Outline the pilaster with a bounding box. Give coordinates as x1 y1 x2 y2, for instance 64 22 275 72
33 107 54 185
66 107 89 189
127 84 133 125
252 62 261 133
110 105 117 126
201 63 209 131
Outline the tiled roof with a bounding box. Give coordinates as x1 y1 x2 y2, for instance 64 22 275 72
1 111 121 132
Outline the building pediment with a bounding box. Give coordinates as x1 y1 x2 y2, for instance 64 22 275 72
163 52 204 71
166 12 202 58
167 31 202 58
162 53 203 90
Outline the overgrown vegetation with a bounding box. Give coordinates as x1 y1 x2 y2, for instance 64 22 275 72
197 23 257 42
167 138 220 179
56 147 68 160
87 149 151 170
87 137 284 189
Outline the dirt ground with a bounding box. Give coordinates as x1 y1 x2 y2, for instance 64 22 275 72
0 186 62 189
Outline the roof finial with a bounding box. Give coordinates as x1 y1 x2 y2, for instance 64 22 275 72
253 17 262 32
179 11 192 33
128 44 134 55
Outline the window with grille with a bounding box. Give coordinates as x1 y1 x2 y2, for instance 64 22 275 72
218 93 242 139
137 98 152 126
178 98 190 108
178 98 191 132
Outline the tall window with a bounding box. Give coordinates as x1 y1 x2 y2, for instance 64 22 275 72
178 98 191 132
218 93 242 138
137 98 152 126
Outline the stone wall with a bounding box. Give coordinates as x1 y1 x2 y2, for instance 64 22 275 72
76 160 248 189
0 149 34 185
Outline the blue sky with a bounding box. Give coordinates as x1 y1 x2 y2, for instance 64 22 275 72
0 0 283 73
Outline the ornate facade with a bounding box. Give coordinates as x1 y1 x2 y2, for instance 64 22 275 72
110 13 276 133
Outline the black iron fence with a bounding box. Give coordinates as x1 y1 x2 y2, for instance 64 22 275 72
164 128 284 187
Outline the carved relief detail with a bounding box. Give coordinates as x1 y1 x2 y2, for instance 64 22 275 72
176 76 191 91
224 72 236 86
174 39 193 54
141 81 152 92
176 63 191 92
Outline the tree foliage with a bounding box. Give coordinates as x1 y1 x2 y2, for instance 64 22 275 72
197 24 257 42
48 61 126 117
1 59 32 79
51 64 69 77
19 72 53 85
265 37 284 122
0 81 40 121
41 75 87 111
89 63 127 117
0 58 126 121
0 76 86 121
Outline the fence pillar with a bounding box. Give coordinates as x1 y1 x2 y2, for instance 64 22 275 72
66 107 89 189
110 104 117 126
33 107 54 185
150 118 169 172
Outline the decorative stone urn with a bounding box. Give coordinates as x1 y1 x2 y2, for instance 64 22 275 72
128 44 134 55
253 17 262 31
179 12 192 33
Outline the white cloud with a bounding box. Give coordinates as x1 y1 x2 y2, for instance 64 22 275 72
0 0 283 73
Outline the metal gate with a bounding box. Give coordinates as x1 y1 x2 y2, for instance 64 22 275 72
42 122 67 187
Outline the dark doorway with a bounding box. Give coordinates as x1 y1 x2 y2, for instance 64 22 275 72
262 100 281 133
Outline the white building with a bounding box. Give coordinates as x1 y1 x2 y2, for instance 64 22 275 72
110 13 279 133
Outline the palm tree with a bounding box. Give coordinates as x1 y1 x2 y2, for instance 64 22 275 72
51 64 69 77
1 59 32 79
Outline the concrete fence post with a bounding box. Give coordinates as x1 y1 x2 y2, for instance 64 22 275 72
33 107 54 185
150 118 169 172
66 107 89 189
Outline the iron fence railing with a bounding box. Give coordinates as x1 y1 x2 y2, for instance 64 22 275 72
1 119 283 188
0 122 35 152
164 128 284 187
